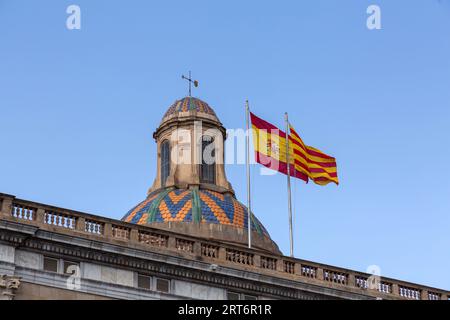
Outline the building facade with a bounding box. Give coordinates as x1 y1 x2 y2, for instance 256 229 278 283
0 97 448 300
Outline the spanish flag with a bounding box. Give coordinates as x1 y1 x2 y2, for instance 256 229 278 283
289 124 339 186
250 112 309 183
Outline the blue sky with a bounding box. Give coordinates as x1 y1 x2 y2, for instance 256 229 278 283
1 0 449 289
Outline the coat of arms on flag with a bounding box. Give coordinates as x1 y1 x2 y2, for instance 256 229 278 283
249 112 308 182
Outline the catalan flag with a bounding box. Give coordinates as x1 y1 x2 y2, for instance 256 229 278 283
250 112 308 183
289 124 339 186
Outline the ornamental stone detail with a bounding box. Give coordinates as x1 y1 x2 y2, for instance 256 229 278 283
0 275 21 300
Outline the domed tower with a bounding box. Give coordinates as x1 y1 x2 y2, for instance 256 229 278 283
122 97 280 254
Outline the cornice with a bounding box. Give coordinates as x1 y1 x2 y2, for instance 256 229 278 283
0 227 368 300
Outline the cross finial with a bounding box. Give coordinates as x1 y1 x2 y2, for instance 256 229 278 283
181 71 199 97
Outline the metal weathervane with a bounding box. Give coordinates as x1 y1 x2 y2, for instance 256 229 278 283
181 71 199 97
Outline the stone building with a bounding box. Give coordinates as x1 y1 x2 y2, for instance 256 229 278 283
0 97 448 300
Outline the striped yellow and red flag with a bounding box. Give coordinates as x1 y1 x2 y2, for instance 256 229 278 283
289 124 339 186
250 112 308 183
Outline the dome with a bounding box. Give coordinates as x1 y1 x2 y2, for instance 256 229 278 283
122 188 280 253
162 97 218 120
123 188 268 235
134 95 281 254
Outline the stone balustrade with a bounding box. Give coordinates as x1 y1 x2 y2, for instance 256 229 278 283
0 192 448 300
201 243 219 258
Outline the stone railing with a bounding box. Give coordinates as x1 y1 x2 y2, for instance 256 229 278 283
201 243 219 258
139 230 169 247
0 193 449 300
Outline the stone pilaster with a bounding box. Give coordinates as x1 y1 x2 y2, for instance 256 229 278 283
294 262 302 276
35 208 46 224
253 255 261 268
0 195 14 218
130 229 139 242
218 247 226 261
391 283 400 296
168 236 176 250
347 273 356 287
193 241 201 256
77 217 86 232
420 290 428 300
316 268 324 281
104 223 112 238
276 259 284 272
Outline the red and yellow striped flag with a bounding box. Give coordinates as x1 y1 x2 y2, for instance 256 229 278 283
289 124 339 186
250 112 308 183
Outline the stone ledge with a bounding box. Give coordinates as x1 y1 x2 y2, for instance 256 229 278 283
1 192 449 300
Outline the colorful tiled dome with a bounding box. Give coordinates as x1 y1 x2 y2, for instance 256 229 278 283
163 97 217 120
122 188 270 238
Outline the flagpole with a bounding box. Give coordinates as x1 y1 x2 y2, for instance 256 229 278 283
285 112 294 257
246 100 252 249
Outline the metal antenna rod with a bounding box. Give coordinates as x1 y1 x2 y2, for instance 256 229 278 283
181 71 199 97
188 71 192 96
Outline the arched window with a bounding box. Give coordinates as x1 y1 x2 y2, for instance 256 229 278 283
160 140 170 187
201 136 216 184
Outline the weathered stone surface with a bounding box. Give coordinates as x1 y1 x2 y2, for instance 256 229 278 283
0 203 448 300
0 244 15 264
0 274 21 300
82 263 101 281
15 250 41 270
174 280 226 300
14 282 110 300
84 263 134 287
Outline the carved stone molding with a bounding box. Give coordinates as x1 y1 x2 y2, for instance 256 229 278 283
0 228 364 300
0 275 21 300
